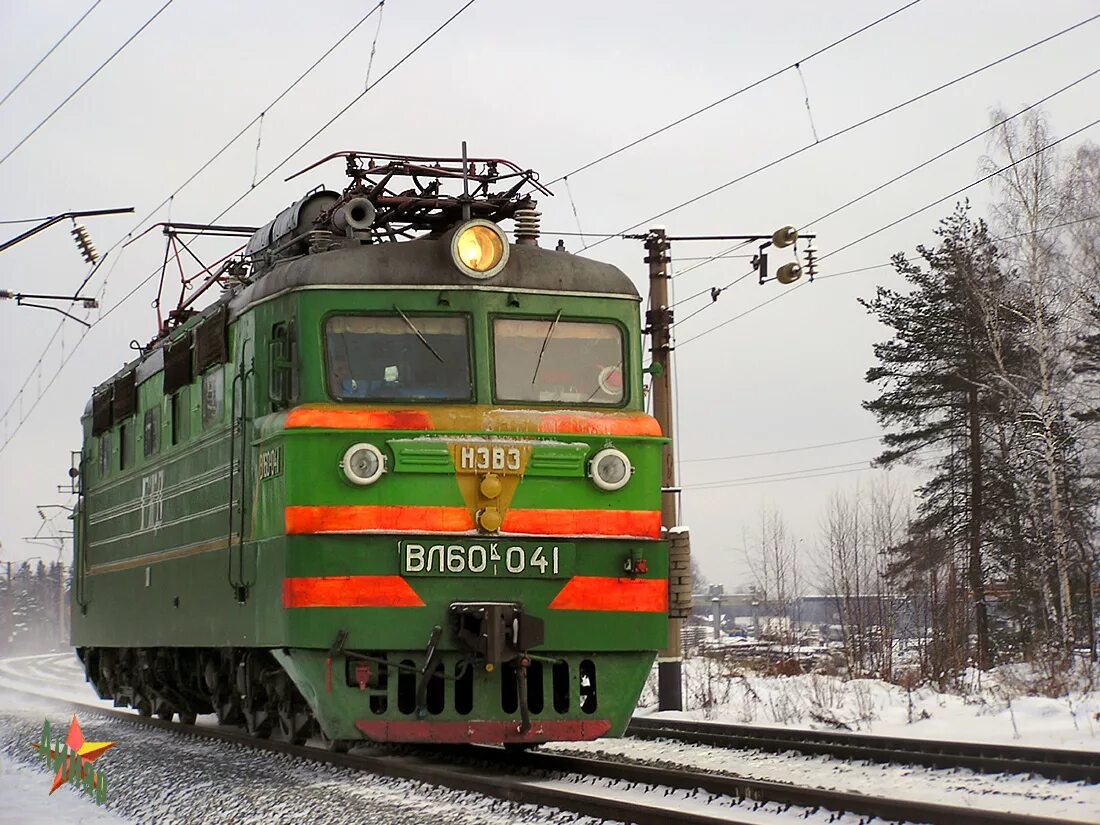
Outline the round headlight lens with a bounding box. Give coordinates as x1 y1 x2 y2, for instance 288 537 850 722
451 220 509 278
341 443 385 486
590 448 632 491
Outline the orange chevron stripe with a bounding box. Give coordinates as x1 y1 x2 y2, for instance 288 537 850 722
286 505 474 534
533 413 662 437
285 407 433 430
285 505 660 538
549 576 668 612
282 575 424 608
501 508 661 538
281 405 662 437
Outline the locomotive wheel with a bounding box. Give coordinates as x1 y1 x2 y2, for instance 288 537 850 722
273 708 313 746
214 693 242 726
242 706 272 739
178 712 198 726
155 707 174 721
320 732 351 753
135 698 152 717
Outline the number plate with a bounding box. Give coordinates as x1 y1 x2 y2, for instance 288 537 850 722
399 540 575 578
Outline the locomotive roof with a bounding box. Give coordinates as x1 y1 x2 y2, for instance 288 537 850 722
85 239 638 410
229 238 640 315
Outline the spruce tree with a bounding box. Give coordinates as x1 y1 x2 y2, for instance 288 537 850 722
861 204 1020 669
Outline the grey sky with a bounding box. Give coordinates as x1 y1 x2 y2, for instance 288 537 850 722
1 0 1097 587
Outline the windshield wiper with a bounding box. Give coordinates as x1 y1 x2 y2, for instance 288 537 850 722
532 309 563 385
394 305 444 363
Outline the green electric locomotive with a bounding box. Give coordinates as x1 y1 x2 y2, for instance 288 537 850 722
72 151 679 746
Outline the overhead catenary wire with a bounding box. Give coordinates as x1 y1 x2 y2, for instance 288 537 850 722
363 0 386 89
681 433 887 463
0 1 176 168
814 214 1100 280
0 216 53 225
546 0 923 185
669 66 1100 324
0 245 127 454
1 1 388 438
816 114 1100 265
675 120 1100 349
0 0 103 110
670 65 1100 297
562 177 588 247
688 465 874 490
86 0 481 333
0 1 478 458
581 12 1100 252
685 459 875 489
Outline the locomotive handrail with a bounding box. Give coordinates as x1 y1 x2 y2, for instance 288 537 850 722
74 451 90 611
226 364 255 598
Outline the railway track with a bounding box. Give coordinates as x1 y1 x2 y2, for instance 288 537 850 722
628 717 1100 783
0 668 1091 825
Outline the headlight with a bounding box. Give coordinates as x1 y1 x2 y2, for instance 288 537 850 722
589 448 632 491
451 219 509 279
341 443 386 486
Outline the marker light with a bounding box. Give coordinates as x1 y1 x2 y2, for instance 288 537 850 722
341 443 386 486
589 448 632 492
451 220 509 279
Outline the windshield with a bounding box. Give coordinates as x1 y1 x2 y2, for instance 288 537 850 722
325 314 472 401
493 317 625 405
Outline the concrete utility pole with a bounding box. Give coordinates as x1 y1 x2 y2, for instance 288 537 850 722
645 227 684 711
639 224 817 711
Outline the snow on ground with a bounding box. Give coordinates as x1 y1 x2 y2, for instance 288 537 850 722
4 652 1099 823
638 654 1100 751
0 707 599 825
0 652 102 705
526 775 870 824
0 658 871 825
0 754 133 825
544 734 1100 824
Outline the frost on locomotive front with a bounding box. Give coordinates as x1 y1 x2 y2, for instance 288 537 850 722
71 151 683 746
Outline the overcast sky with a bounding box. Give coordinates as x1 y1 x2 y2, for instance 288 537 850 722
1 0 1097 588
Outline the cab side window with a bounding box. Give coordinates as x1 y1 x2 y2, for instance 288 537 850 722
203 368 224 429
119 421 133 470
143 407 159 457
170 388 189 445
99 433 111 478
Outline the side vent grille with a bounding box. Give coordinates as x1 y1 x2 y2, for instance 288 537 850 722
91 389 113 435
164 332 193 395
195 306 228 373
111 373 136 421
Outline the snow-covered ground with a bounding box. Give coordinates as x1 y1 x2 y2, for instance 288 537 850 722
0 754 131 825
639 654 1100 751
3 652 1099 823
545 733 1100 823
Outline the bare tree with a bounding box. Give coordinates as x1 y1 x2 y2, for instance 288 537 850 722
817 475 907 678
745 506 802 649
983 111 1096 656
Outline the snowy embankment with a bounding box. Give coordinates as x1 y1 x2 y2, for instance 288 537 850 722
548 655 1100 821
545 731 1100 823
636 656 1100 752
4 652 1100 823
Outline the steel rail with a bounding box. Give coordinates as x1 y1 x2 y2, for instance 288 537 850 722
0 676 1087 825
487 747 1087 825
629 717 1100 783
